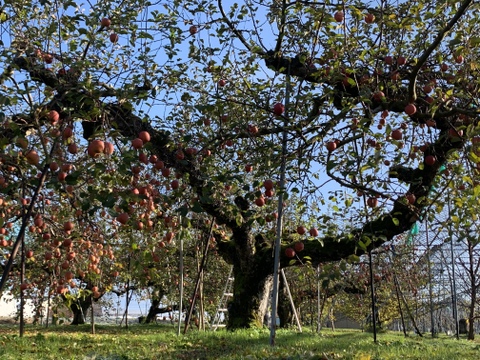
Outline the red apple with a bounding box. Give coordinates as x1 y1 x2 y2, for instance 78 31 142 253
448 128 463 139
64 221 74 232
263 179 274 190
161 168 171 177
391 129 402 141
334 11 344 22
405 103 417 115
396 56 406 65
294 242 304 252
138 131 151 143
367 197 378 208
60 236 71 248
88 139 105 157
364 13 375 24
424 155 436 166
117 213 129 225
255 197 265 207
273 102 285 116
423 84 433 93
171 180 179 190
110 33 119 43
285 247 296 258
326 141 337 152
384 56 393 65
43 54 53 64
67 143 78 154
104 142 114 155
63 127 73 139
218 79 226 87
406 193 416 205
248 124 259 134
25 150 40 166
132 138 144 149
176 150 185 160
309 227 319 237
101 18 111 27
373 91 385 102
189 25 198 35
48 110 60 123
296 226 307 235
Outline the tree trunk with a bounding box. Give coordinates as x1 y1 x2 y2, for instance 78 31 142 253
70 295 92 325
278 279 293 328
227 265 272 329
145 298 161 324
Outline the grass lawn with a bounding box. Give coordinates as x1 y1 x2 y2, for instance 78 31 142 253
0 323 479 359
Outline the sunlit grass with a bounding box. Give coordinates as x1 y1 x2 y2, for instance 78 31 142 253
0 323 479 359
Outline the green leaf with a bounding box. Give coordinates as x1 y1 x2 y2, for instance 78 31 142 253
235 214 243 227
101 193 116 208
191 202 203 213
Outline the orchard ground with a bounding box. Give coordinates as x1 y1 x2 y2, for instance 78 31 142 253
0 324 479 360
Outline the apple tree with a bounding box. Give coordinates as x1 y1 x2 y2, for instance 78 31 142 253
2 0 480 330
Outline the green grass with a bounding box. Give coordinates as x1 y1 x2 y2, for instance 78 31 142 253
0 323 479 359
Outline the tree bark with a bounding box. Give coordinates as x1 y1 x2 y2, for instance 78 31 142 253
277 278 293 328
228 265 272 329
70 295 92 325
145 287 167 324
145 298 161 324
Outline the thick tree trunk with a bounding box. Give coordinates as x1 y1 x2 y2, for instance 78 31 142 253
278 280 293 328
145 298 161 324
227 265 272 329
70 296 92 325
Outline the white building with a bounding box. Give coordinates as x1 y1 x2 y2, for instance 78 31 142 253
0 293 37 319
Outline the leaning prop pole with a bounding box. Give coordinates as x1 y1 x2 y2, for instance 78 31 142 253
269 68 291 346
184 218 215 334
280 269 302 332
447 196 459 339
177 221 184 336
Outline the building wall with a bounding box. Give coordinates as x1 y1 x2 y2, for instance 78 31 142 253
0 294 36 319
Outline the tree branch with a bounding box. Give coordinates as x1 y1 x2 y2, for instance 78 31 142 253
408 0 473 102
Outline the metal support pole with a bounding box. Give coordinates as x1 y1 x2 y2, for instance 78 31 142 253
269 70 291 347
368 250 377 343
177 225 184 336
425 220 435 337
